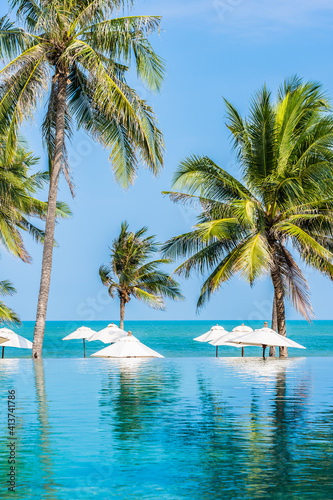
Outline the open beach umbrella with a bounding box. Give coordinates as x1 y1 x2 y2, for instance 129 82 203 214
228 322 306 358
91 331 164 358
62 326 97 357
209 331 252 357
231 324 254 357
194 325 229 357
88 323 128 344
0 327 33 358
194 324 227 343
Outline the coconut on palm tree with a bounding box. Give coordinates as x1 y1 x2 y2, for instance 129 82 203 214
0 138 69 324
163 77 333 357
0 0 165 357
99 222 183 328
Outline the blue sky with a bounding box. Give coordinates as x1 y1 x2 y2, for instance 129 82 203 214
2 0 333 321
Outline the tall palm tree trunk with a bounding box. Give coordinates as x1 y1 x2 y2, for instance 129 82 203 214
32 73 67 358
271 265 288 358
119 295 125 330
269 293 278 357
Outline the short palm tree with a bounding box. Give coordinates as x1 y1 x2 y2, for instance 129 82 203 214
99 222 183 329
0 138 69 323
0 0 165 357
163 77 333 357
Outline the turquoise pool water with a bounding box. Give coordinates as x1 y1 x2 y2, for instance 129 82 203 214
0 357 333 499
3 320 333 358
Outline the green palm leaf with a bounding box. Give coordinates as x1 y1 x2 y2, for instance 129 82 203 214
164 77 333 343
100 221 183 326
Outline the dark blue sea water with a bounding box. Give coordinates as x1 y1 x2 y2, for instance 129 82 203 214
2 320 333 358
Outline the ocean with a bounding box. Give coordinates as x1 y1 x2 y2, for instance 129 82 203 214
3 320 333 358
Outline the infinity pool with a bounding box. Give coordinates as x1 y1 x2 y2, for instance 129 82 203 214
0 357 332 499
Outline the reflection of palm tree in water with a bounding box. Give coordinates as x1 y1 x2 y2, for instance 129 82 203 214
269 369 311 497
163 372 247 499
97 360 332 498
196 376 247 498
271 368 333 499
271 370 292 492
173 365 312 499
244 365 311 498
33 360 59 499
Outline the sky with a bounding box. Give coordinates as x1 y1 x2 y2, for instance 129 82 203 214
2 0 333 322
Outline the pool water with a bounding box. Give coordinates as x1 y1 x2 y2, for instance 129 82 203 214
0 357 332 499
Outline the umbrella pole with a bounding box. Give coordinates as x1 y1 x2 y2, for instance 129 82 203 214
2 346 4 359
83 339 86 358
241 347 244 357
262 345 266 359
216 346 218 358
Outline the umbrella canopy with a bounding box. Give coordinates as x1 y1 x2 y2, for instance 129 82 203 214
229 323 305 358
0 336 9 345
194 325 228 343
0 327 32 358
228 324 254 357
209 331 252 347
0 328 32 348
88 323 128 344
63 326 98 358
232 324 253 334
62 326 96 340
209 330 252 358
91 332 164 358
229 327 306 349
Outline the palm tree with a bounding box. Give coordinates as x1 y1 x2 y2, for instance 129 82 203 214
163 77 333 357
0 138 69 324
0 1 165 357
0 138 69 261
0 280 20 324
99 221 183 329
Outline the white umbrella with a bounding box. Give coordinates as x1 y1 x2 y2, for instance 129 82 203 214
62 326 97 357
231 324 254 357
91 331 164 358
194 324 227 343
209 331 252 357
232 324 253 334
0 327 33 358
194 325 229 357
88 323 127 344
228 322 306 358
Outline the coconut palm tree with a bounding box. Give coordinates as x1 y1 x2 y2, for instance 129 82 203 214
0 1 165 357
0 138 69 324
0 280 20 324
0 138 69 261
99 222 183 329
163 77 333 357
